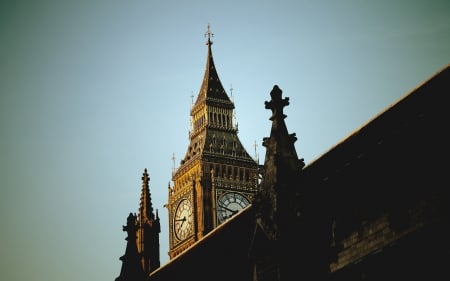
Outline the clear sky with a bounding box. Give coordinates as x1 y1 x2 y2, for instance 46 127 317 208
1 1 449 280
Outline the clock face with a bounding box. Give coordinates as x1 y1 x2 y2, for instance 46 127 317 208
173 199 193 241
217 192 250 224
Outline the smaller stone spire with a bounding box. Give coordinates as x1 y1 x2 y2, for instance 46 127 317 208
263 85 305 175
137 169 161 275
250 86 306 280
139 168 154 222
253 85 305 240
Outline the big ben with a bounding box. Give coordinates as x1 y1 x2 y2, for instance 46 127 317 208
166 25 259 259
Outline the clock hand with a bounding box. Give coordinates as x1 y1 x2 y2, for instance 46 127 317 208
175 217 187 222
218 204 238 214
180 216 186 228
175 217 187 235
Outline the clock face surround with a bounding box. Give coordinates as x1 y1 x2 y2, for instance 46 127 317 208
173 198 193 241
217 192 250 224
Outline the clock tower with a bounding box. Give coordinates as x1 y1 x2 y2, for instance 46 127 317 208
166 25 260 259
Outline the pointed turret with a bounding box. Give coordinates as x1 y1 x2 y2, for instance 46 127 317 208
250 85 306 280
139 168 155 222
255 85 305 239
179 24 254 166
136 168 160 276
262 85 305 184
192 23 234 113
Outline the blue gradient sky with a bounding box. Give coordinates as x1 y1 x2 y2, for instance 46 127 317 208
1 1 449 281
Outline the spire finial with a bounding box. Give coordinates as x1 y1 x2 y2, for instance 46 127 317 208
230 84 234 101
253 140 259 164
171 153 176 173
205 23 214 45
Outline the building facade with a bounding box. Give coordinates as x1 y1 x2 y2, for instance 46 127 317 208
148 65 449 280
115 26 450 280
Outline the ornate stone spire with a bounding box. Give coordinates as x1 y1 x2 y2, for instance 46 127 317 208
255 86 305 238
263 85 305 180
192 24 233 113
137 169 160 275
179 24 252 165
139 168 154 222
250 85 306 280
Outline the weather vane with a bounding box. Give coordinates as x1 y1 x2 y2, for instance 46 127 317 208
205 23 214 45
